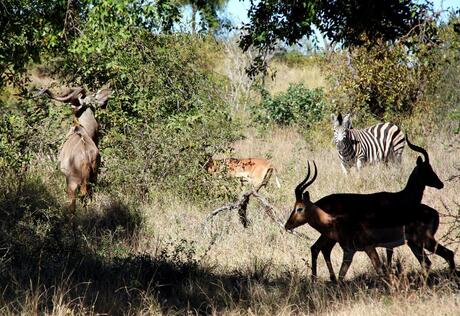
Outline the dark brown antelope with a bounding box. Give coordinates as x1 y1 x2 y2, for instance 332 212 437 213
38 86 110 211
308 204 455 282
206 158 281 188
285 137 454 281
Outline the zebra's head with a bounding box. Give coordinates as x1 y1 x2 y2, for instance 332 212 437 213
331 113 352 150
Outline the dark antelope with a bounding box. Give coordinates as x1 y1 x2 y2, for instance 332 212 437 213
206 158 281 188
39 86 110 211
285 138 454 281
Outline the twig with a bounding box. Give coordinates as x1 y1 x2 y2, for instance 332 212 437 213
204 171 311 241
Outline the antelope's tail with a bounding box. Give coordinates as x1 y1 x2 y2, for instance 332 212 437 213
273 168 281 188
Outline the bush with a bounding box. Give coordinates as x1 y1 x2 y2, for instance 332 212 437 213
323 14 460 128
1 0 241 206
253 83 326 126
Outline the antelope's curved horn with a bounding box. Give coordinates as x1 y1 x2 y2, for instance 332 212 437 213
41 87 85 102
406 135 429 163
303 161 317 190
295 161 311 199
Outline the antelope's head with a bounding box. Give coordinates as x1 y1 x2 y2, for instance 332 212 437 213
37 86 111 118
285 161 318 231
331 113 352 151
205 159 218 173
407 136 443 189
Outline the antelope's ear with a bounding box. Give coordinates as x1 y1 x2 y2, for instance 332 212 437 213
416 156 423 165
302 191 310 202
95 89 111 108
70 95 84 110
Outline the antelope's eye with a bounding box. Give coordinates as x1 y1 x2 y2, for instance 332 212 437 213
296 207 303 213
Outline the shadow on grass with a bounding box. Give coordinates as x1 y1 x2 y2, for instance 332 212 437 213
78 198 144 242
1 174 459 314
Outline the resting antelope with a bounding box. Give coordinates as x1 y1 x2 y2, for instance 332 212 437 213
285 138 454 281
205 158 281 189
38 86 110 211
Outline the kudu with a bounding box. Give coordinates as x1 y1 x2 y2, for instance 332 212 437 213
206 158 281 189
39 86 110 211
285 138 454 281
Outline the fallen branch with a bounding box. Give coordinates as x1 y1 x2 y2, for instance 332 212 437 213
204 173 310 241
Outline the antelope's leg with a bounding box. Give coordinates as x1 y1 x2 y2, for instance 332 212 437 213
80 161 91 198
385 248 394 268
407 240 431 271
66 178 78 213
364 247 384 276
322 239 338 282
424 238 456 271
338 249 355 281
311 235 337 281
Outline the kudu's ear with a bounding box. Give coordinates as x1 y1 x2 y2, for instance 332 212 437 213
95 89 111 108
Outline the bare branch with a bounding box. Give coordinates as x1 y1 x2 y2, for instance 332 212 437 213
204 174 311 241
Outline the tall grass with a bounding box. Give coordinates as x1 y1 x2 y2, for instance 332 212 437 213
1 124 459 314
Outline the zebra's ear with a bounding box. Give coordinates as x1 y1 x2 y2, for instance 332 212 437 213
343 113 352 128
331 113 341 127
331 113 337 124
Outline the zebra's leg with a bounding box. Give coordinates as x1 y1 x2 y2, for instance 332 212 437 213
341 162 349 175
356 158 365 170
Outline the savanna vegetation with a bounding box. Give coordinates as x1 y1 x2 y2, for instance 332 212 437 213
1 0 460 314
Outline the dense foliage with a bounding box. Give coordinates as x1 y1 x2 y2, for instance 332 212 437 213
253 84 326 127
239 0 429 75
0 0 67 87
1 0 240 203
323 15 460 124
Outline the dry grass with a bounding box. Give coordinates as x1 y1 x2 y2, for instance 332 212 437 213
2 126 459 314
265 60 326 95
137 127 459 314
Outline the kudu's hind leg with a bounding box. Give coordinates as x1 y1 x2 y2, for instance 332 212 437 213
80 161 95 208
65 177 79 213
385 248 394 268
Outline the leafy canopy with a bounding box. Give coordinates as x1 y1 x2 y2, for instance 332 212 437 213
239 0 430 75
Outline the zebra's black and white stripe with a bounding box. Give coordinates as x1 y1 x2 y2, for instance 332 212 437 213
331 113 405 173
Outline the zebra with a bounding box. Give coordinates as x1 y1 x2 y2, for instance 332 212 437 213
331 113 405 174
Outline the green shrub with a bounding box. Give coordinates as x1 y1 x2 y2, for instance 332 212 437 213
0 1 241 205
253 83 326 126
323 14 460 128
